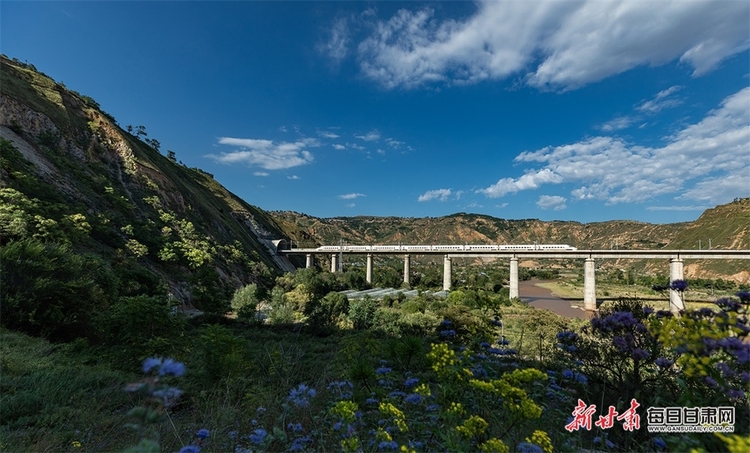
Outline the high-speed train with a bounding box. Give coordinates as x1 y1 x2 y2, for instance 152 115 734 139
315 244 577 252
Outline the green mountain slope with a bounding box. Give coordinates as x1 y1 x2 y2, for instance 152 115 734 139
0 56 294 335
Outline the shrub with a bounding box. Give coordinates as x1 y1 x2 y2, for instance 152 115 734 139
98 295 184 368
231 283 260 321
348 296 377 330
0 238 107 341
305 291 349 333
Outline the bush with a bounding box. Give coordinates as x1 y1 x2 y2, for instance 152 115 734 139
267 286 295 324
348 296 377 330
305 291 349 333
231 283 260 321
0 238 108 341
98 295 184 368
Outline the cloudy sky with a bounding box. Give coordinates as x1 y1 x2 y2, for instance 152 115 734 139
3 1 749 224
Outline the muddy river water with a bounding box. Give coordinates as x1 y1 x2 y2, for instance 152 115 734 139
519 280 593 320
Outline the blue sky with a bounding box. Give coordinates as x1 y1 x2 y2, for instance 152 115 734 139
2 1 749 224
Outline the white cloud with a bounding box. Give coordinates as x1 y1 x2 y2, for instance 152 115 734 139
636 85 683 113
332 144 346 150
208 137 319 170
318 130 340 139
477 87 750 205
318 17 350 61
645 205 709 211
339 193 366 200
418 188 453 202
386 138 404 148
287 175 300 180
346 142 366 150
477 169 563 198
598 86 684 132
346 203 356 208
355 130 381 141
253 171 269 177
537 195 567 210
352 0 749 90
599 116 636 132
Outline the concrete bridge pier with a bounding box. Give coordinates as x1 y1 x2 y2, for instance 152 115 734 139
669 258 685 313
509 256 519 299
305 254 313 268
403 254 411 285
330 254 338 273
443 255 452 291
584 258 597 311
366 254 373 284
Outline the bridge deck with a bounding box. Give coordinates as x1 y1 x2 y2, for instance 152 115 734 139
280 248 750 260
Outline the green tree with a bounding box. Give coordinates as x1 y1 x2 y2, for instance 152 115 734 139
267 285 295 324
231 283 260 321
305 291 349 333
348 295 377 330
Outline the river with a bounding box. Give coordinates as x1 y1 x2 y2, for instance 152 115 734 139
519 279 593 320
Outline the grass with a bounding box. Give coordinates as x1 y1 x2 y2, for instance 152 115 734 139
0 330 134 452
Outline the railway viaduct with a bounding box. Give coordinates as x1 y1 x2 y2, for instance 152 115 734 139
279 245 750 314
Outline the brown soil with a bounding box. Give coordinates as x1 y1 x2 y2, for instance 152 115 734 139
519 279 593 320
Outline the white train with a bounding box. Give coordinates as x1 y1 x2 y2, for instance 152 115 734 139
315 244 577 252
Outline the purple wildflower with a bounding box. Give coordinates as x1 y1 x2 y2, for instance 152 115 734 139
159 358 186 377
288 384 316 407
179 446 200 453
717 298 742 312
404 393 422 404
248 428 267 445
727 389 746 400
142 357 163 374
632 348 651 360
196 428 210 439
653 437 667 450
655 357 673 368
669 279 689 292
404 377 419 387
378 441 399 450
612 336 629 353
517 442 543 453
152 386 183 407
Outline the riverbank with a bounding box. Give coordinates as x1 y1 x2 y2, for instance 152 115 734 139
519 279 592 319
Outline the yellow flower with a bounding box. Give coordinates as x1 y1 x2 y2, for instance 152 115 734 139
456 415 489 438
479 438 509 453
526 430 554 453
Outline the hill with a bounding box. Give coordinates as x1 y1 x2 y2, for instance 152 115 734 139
0 55 296 338
271 201 750 282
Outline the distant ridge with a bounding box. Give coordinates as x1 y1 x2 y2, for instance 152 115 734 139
271 200 749 282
